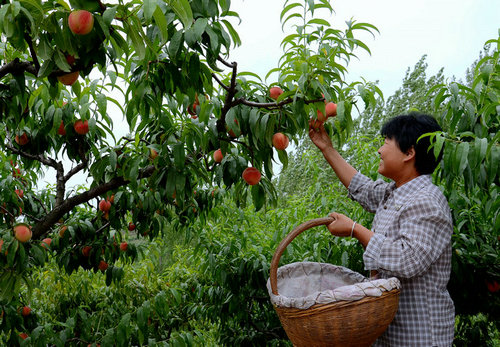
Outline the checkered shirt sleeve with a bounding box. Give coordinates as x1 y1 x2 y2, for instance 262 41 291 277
348 172 455 347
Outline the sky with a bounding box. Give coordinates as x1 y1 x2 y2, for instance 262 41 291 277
227 0 500 99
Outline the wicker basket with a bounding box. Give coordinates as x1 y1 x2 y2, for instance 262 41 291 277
269 217 400 347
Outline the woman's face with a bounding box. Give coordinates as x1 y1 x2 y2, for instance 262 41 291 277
377 137 407 180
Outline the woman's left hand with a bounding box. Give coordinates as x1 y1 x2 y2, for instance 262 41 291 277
327 212 354 237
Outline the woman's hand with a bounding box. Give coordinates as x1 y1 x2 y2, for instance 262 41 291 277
327 212 355 237
308 119 333 152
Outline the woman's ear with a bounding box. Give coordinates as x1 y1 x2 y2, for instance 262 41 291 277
404 146 416 162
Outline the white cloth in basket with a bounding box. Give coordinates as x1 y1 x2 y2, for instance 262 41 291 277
267 262 401 309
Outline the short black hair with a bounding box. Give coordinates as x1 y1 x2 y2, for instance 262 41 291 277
381 113 443 175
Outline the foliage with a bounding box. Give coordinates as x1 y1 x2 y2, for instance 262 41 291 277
0 0 382 339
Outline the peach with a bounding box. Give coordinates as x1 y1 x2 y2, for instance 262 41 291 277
272 133 289 151
57 120 66 135
325 102 337 117
213 149 223 163
15 133 29 146
57 71 80 86
74 119 89 135
269 86 283 100
14 224 32 243
99 199 111 212
119 242 128 252
242 167 261 185
68 10 94 35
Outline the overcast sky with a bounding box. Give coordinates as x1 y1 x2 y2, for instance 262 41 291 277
227 0 499 98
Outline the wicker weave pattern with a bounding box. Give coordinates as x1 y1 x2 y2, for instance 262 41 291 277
269 218 400 347
274 289 399 347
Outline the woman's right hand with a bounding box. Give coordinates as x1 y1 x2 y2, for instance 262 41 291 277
308 119 333 151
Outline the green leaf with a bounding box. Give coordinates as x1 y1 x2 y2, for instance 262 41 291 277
153 6 168 43
102 6 117 26
173 142 185 170
166 0 193 29
117 313 131 346
143 0 157 22
251 184 265 211
455 142 469 176
127 20 145 60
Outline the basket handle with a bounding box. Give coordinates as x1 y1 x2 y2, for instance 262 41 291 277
270 217 334 295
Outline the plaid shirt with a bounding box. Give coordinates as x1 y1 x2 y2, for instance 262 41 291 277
348 173 454 347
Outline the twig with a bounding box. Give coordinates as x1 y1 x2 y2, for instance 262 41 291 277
24 34 40 72
212 73 230 91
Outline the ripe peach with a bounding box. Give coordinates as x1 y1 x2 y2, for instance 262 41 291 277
57 71 80 86
68 10 94 35
119 242 128 252
486 280 500 293
213 149 223 163
19 332 28 340
128 222 136 231
41 238 52 249
99 199 111 212
59 225 67 237
21 306 31 316
242 167 261 185
325 102 337 117
57 120 66 135
269 86 283 100
82 245 92 257
74 119 89 135
98 260 108 272
15 189 24 199
14 224 32 243
15 133 29 146
272 133 289 150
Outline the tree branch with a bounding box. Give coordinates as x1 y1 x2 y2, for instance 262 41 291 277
24 34 40 72
31 165 156 240
211 73 230 91
0 58 37 79
5 143 60 170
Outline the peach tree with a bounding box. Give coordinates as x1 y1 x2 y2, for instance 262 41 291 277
0 0 380 340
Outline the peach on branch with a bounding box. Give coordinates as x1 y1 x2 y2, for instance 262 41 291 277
59 225 68 237
74 119 89 135
57 71 80 86
128 222 136 231
213 149 223 163
242 167 261 185
21 306 31 316
119 242 128 252
68 10 94 35
15 133 29 146
99 199 111 212
57 121 66 135
14 223 32 243
325 102 337 117
15 189 24 199
41 238 52 249
98 260 109 272
269 86 283 100
272 132 289 150
82 245 92 257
